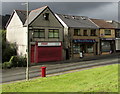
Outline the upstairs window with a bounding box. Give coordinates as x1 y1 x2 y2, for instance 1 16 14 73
74 29 81 36
48 29 59 38
116 30 120 37
33 29 45 38
83 30 88 36
104 30 111 35
43 13 49 20
91 29 96 36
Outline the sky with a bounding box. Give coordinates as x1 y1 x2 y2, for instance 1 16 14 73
1 2 119 21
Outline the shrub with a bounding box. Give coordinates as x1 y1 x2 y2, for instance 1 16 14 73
18 56 27 67
2 62 12 69
9 56 18 67
10 56 27 67
2 55 27 69
1 30 17 63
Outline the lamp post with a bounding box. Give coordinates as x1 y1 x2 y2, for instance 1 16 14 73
26 1 30 81
22 1 30 81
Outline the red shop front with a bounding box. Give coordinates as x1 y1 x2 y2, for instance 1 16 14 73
31 42 63 63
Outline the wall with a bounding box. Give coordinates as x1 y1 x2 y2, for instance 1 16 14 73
100 29 115 38
6 12 27 56
68 28 100 58
29 8 66 60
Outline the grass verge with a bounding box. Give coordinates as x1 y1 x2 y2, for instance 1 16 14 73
2 64 118 92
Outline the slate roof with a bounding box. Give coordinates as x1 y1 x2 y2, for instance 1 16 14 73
91 19 115 29
56 14 98 29
24 6 48 25
15 10 30 24
106 20 120 29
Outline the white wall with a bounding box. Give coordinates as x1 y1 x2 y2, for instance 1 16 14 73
6 11 27 56
116 38 120 50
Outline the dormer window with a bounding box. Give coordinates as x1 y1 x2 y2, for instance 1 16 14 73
43 13 49 20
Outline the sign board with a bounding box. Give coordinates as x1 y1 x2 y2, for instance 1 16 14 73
38 42 61 46
73 39 96 43
101 38 115 40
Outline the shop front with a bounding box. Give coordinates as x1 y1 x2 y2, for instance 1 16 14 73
101 38 115 54
72 39 97 58
31 42 63 63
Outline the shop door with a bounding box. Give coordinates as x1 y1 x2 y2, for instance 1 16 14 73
37 46 62 62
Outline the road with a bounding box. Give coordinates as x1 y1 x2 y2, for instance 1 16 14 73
2 54 120 83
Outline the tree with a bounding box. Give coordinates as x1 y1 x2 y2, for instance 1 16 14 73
1 30 17 63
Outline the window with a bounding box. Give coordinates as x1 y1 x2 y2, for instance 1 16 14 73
43 13 49 20
74 29 81 36
102 41 111 52
116 30 120 37
33 29 45 38
48 29 59 38
87 44 94 53
73 43 81 54
91 29 96 36
104 30 111 35
83 30 88 36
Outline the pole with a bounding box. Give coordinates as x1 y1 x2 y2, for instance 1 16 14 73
26 1 29 81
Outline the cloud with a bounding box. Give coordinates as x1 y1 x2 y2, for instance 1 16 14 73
1 2 118 21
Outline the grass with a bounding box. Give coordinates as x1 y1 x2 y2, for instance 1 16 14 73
2 64 119 92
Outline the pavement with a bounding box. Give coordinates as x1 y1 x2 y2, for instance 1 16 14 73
2 53 120 83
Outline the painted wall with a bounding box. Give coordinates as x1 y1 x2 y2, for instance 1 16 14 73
116 38 120 50
100 29 115 38
6 11 27 56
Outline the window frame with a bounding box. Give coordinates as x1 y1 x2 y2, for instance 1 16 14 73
91 29 96 36
83 29 88 36
74 29 81 36
33 29 45 38
104 29 111 35
116 30 120 37
48 29 59 38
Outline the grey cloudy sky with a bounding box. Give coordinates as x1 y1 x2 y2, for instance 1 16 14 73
1 2 118 21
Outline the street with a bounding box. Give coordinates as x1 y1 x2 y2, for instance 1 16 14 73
2 53 120 83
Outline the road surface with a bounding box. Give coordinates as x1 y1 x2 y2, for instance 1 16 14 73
2 54 120 83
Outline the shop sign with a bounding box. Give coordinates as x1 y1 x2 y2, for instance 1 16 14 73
73 39 96 43
38 42 61 46
101 38 115 40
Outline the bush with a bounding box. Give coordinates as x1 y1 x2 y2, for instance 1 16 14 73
2 56 27 69
1 30 17 63
2 43 17 63
18 56 27 67
10 56 18 67
2 62 12 69
10 56 27 67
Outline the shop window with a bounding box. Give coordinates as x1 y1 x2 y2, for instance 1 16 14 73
101 41 111 52
74 29 81 36
87 44 94 53
91 29 96 36
104 30 111 35
116 30 120 37
73 43 81 54
43 13 49 20
33 29 45 38
48 29 59 38
83 30 88 36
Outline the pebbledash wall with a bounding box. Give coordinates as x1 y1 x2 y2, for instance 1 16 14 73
6 10 27 56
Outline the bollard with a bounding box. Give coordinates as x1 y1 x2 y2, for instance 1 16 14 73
41 67 46 77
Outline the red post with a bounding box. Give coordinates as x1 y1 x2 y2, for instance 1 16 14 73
41 67 46 77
